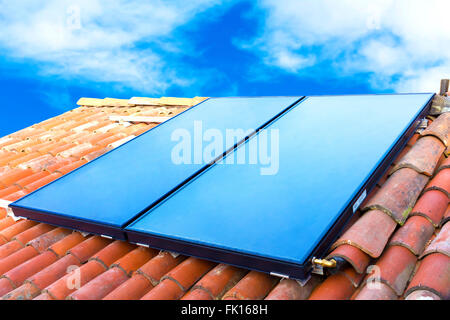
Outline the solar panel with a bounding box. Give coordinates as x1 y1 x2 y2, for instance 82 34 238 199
126 94 433 279
11 97 303 238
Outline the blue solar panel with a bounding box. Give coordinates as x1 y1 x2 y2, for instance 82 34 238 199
126 94 433 279
11 97 303 238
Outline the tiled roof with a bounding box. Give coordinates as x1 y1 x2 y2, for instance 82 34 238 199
0 95 449 300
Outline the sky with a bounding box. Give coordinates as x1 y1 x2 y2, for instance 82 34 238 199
1 0 449 137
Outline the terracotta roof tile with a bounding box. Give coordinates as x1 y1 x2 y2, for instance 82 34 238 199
103 273 152 300
68 247 155 300
353 282 397 300
93 123 120 134
34 119 62 131
0 138 20 149
18 154 56 171
27 228 72 253
3 189 29 202
25 255 80 296
0 220 38 244
2 140 31 153
81 147 111 162
12 224 54 248
14 171 50 189
41 259 105 300
309 267 363 300
327 244 371 274
0 251 58 296
0 240 24 260
389 216 435 256
95 134 126 148
17 139 44 153
436 156 450 174
0 153 22 168
8 152 42 168
0 218 15 233
68 267 129 300
48 143 76 157
0 233 86 297
137 251 185 286
103 251 185 300
0 246 39 275
265 277 321 300
222 271 277 300
140 276 187 300
62 132 92 145
23 173 62 192
363 168 429 225
4 239 105 299
405 289 441 300
332 209 397 258
58 143 93 158
111 247 157 276
42 133 71 144
0 168 34 188
85 132 115 145
141 257 215 300
0 209 6 220
89 240 135 268
42 158 73 173
0 186 21 199
78 145 109 158
390 136 445 176
3 282 41 300
420 221 450 258
67 236 111 263
366 246 417 296
22 141 53 154
405 253 450 299
47 232 85 258
410 190 449 227
420 112 450 146
423 168 450 198
182 264 246 300
54 160 87 175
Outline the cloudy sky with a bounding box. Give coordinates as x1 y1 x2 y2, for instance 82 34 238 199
1 0 449 136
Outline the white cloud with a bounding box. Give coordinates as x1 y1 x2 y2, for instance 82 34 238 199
2 1 448 95
0 0 222 93
248 0 450 92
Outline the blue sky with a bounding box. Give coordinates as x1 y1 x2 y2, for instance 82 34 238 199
1 0 449 137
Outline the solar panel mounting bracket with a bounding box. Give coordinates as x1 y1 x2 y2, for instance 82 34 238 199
296 274 312 287
270 272 290 279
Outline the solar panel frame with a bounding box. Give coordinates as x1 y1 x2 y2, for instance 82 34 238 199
126 93 434 279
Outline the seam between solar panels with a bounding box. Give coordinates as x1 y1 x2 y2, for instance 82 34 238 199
122 96 309 228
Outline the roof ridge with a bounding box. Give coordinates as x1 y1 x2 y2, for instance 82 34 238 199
77 96 208 108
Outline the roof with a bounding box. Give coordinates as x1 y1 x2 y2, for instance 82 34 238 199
0 94 449 300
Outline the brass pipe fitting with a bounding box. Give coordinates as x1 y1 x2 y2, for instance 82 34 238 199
312 258 337 268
